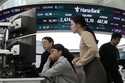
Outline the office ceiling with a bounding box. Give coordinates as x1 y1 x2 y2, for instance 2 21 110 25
25 0 125 10
0 0 125 10
0 0 7 5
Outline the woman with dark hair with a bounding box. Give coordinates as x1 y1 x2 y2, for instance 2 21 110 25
70 15 107 83
39 44 78 83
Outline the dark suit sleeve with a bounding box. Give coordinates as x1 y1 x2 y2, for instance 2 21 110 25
37 52 49 73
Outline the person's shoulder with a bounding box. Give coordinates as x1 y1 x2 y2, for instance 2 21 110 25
52 57 70 71
57 56 70 66
81 31 93 38
100 42 111 48
58 56 68 63
103 42 110 45
82 31 91 35
42 51 49 55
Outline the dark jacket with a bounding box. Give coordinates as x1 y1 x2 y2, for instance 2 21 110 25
99 42 119 69
37 50 50 73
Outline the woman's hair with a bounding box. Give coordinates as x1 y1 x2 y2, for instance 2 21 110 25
51 44 76 72
71 15 98 44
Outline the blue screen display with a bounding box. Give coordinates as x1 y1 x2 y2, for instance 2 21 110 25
36 4 125 34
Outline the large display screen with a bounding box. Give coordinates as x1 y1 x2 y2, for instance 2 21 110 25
36 4 125 34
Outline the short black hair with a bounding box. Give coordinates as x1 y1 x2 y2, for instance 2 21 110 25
42 37 54 44
111 32 122 40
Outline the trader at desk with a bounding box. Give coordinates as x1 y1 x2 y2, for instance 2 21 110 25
37 37 54 73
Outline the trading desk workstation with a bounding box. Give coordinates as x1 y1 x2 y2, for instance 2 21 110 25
0 49 46 83
0 15 46 83
0 78 46 83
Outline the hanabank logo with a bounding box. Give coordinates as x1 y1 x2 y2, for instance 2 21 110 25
75 6 101 14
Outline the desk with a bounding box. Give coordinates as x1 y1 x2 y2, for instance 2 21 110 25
0 49 13 67
0 78 46 83
0 50 13 77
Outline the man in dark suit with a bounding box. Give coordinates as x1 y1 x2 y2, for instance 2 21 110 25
99 32 123 83
37 37 54 73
